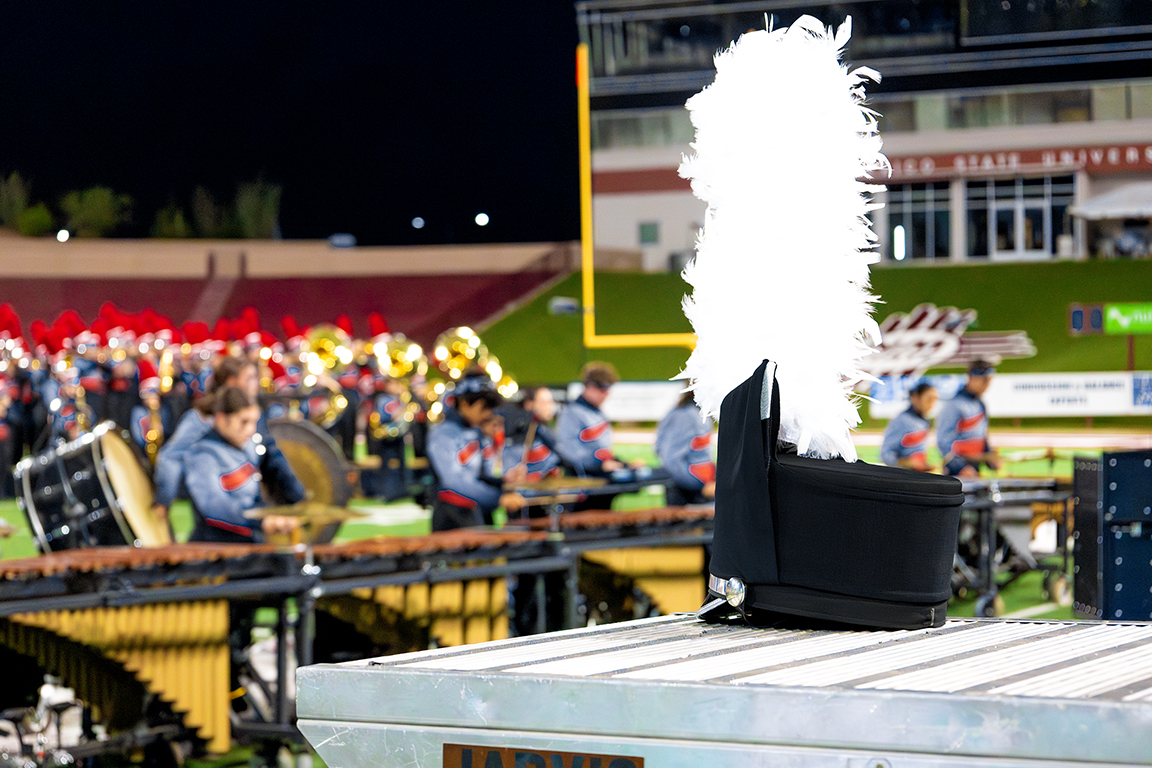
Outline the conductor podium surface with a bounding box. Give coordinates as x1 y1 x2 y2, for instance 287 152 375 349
298 614 1152 767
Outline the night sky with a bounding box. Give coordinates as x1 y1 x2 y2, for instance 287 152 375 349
0 2 581 245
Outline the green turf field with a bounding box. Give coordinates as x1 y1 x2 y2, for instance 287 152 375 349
0 438 1089 623
483 259 1152 385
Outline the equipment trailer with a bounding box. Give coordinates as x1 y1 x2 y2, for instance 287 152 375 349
298 613 1152 767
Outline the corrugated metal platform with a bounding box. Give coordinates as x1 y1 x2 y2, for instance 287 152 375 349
297 614 1152 767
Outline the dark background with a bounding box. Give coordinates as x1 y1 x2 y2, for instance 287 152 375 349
0 2 581 245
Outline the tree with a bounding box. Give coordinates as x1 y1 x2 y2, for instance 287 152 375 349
15 203 54 236
152 204 192 238
59 186 131 237
235 179 282 239
0 171 29 228
191 186 233 238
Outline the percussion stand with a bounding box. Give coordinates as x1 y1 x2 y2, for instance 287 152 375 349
0 708 33 759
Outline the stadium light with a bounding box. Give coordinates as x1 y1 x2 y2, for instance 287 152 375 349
411 217 425 229
474 213 489 226
894 225 906 261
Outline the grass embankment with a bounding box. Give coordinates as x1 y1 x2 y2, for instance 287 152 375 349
485 259 1152 385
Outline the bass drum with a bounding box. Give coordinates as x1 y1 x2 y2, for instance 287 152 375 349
14 421 171 552
267 418 358 544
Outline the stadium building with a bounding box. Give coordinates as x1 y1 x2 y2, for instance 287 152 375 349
578 0 1152 266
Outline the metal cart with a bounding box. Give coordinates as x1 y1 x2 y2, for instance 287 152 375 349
299 613 1152 767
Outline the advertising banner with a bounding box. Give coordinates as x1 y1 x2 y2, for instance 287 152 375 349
871 371 1152 420
1104 303 1152 335
567 380 685 423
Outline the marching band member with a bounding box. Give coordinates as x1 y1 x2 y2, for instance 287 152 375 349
655 391 716 505
555 361 644 478
362 373 411 501
129 358 173 461
881 381 938 471
937 361 1001 478
427 371 526 531
182 387 296 544
153 355 304 520
0 370 13 498
499 386 561 483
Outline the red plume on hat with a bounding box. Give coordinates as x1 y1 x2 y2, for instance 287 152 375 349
266 358 290 389
182 321 210 347
335 314 354 338
45 326 68 356
260 330 282 354
137 357 161 396
240 306 260 330
368 312 391 344
281 315 305 351
30 319 48 347
54 310 86 338
141 307 162 332
0 303 21 340
212 318 232 342
281 315 300 340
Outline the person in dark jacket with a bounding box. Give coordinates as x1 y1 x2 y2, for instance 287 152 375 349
182 387 298 544
499 386 561 483
937 361 1001 478
655 391 716 505
881 381 937 471
154 355 304 521
555 362 644 478
427 372 526 531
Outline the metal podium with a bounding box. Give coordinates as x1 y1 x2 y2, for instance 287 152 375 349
298 614 1152 767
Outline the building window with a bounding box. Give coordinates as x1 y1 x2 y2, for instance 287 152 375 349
886 183 950 261
965 175 1074 260
592 109 694 150
947 89 1092 129
639 221 660 245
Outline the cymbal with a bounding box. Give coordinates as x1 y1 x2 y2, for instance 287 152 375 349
244 502 369 521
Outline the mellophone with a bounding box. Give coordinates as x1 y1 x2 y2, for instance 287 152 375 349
14 421 172 552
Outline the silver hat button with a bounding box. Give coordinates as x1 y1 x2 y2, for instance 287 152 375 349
725 577 746 608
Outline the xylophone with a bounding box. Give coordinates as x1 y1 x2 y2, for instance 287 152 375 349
0 507 714 758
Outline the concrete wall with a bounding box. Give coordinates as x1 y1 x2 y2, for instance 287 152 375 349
0 234 600 278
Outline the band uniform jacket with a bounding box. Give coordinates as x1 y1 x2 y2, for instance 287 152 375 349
936 388 990 475
427 408 502 514
655 402 715 493
556 395 615 476
880 407 932 469
154 410 304 507
182 429 266 543
129 402 174 453
498 407 560 483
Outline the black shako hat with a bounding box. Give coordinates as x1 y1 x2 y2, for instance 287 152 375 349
699 360 965 630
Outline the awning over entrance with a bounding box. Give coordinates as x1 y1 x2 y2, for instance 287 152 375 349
1070 182 1152 220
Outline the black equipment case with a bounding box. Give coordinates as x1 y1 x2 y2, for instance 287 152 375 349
1072 451 1152 621
700 360 964 630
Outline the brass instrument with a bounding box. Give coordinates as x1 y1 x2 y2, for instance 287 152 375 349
303 324 353 377
373 333 428 381
431 326 519 400
432 326 485 380
279 325 353 428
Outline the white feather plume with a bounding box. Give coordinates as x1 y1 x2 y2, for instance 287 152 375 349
679 15 886 461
